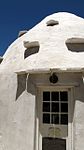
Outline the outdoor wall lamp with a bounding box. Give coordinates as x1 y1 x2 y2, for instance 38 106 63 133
49 73 58 83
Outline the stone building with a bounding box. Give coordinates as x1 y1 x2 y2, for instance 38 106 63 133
0 12 84 150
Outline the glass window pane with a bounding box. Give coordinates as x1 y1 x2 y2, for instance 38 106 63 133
51 114 59 124
43 114 50 124
43 92 50 101
51 92 59 101
60 92 68 101
61 103 68 113
43 102 50 112
51 102 59 112
61 114 68 125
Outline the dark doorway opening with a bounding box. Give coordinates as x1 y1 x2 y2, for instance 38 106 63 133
42 137 66 150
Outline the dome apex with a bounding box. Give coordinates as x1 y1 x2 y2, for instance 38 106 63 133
1 12 84 73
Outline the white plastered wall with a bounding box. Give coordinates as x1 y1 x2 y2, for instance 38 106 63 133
0 72 84 150
0 73 35 150
74 84 84 150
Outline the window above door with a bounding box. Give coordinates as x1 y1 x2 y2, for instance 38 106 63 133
42 91 68 125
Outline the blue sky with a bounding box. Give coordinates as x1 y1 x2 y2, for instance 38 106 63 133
0 0 84 56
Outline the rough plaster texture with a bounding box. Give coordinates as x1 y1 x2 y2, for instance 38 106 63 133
0 12 84 73
0 12 84 150
0 73 35 150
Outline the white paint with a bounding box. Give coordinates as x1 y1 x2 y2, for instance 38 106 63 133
0 12 84 150
0 12 84 73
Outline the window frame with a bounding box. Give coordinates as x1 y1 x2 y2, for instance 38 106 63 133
36 86 74 150
42 91 68 125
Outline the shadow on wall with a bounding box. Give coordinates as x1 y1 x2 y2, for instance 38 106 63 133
0 57 3 64
24 47 39 58
16 74 35 100
16 74 27 100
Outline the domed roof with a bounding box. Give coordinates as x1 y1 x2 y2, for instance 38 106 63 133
1 12 84 73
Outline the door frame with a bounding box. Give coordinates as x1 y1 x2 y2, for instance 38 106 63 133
35 86 74 150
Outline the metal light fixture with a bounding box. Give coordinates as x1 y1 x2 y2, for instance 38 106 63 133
49 73 58 83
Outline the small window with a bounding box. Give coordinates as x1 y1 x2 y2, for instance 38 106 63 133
46 20 59 26
42 91 68 125
65 38 84 52
24 41 40 58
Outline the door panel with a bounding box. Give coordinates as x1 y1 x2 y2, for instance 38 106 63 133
42 137 66 150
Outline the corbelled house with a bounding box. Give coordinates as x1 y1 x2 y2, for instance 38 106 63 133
0 12 84 150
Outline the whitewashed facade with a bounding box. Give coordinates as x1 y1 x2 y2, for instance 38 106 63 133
0 12 84 150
